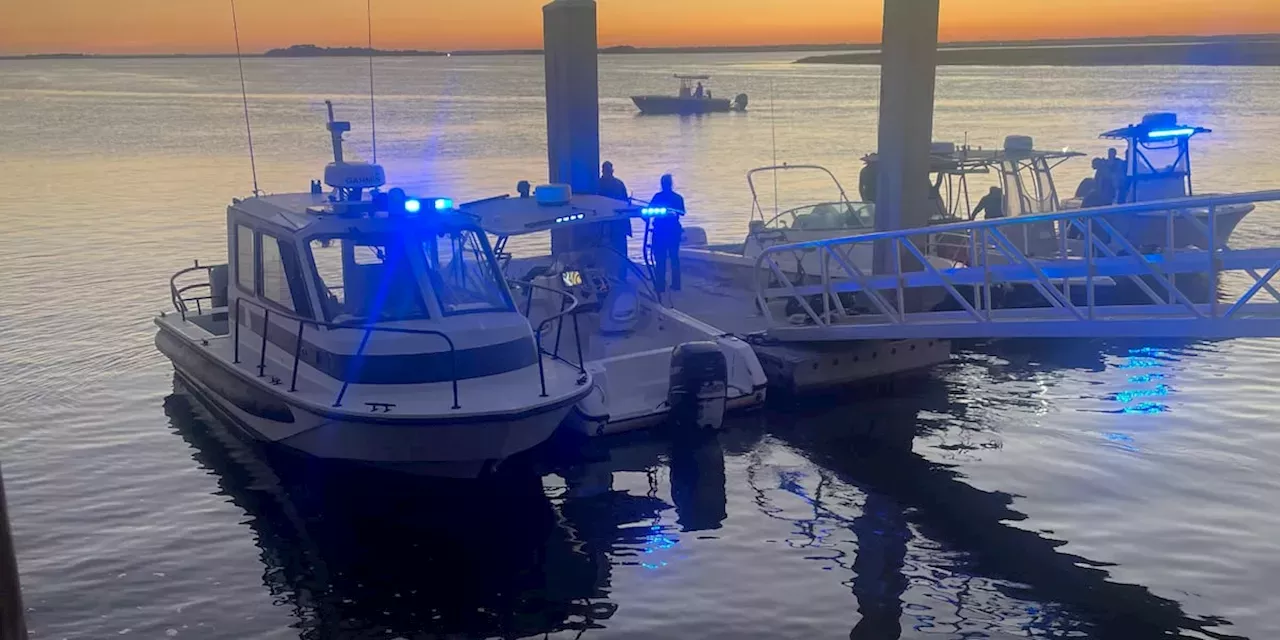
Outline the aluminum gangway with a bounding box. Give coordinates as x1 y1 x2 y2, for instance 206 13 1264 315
753 190 1280 341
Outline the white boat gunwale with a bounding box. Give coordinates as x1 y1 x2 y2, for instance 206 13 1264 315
165 255 594 421
155 317 592 427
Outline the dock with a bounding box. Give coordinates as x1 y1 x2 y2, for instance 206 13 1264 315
669 274 953 395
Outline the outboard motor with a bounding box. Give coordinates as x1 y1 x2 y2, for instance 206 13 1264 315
667 342 728 431
734 93 749 112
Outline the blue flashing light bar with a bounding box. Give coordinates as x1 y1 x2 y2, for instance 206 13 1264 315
1146 127 1198 140
403 198 423 214
434 198 453 211
641 206 669 217
554 213 586 224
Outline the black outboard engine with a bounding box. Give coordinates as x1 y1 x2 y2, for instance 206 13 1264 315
733 93 749 112
667 342 728 431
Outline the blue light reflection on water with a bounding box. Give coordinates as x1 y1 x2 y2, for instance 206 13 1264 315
639 523 678 571
1100 347 1179 449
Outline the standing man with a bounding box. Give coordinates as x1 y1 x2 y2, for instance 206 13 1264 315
1106 147 1128 203
648 174 685 294
971 186 1005 220
599 161 632 278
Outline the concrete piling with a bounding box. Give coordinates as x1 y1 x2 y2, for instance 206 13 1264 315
873 0 941 274
0 465 28 640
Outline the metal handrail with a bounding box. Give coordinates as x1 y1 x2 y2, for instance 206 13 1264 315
231 296 461 411
760 189 1280 254
170 261 218 320
507 279 587 397
752 189 1280 331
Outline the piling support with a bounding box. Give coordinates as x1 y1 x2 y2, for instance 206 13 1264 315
873 0 941 276
0 465 28 640
543 0 601 254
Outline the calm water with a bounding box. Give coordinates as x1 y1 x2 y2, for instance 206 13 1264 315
3 52 1280 639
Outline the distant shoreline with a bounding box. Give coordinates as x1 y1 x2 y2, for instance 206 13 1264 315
797 37 1280 66
4 34 1280 62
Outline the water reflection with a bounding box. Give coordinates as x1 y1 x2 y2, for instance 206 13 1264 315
165 366 1244 639
766 374 1245 639
164 377 732 638
165 381 610 638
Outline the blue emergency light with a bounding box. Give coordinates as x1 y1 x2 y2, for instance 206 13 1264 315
1146 128 1199 140
641 207 669 217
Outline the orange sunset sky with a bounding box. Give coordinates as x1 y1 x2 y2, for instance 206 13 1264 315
2 0 1279 55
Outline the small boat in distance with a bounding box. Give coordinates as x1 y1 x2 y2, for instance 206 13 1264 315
632 74 748 115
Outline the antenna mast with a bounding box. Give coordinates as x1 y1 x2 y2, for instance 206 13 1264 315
770 79 779 217
367 0 378 164
230 0 260 196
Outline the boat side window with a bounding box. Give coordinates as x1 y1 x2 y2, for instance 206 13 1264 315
259 233 304 314
308 235 428 324
235 224 256 293
422 228 513 316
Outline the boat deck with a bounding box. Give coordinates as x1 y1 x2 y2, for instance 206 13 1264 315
664 274 774 336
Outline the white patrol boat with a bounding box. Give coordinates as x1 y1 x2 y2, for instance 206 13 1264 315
157 104 592 477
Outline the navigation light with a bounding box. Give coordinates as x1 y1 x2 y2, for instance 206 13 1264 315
1146 128 1198 140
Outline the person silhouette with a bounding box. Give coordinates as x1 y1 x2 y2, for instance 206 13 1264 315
600 161 632 278
648 174 686 294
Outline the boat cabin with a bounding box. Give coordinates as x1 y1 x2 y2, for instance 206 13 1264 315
1102 112 1209 204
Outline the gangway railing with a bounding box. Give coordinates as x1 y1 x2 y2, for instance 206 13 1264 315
753 190 1280 341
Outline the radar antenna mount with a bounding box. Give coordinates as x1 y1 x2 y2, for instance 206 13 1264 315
322 100 386 201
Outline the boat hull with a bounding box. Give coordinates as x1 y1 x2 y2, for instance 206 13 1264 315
1059 199 1253 249
632 95 732 115
156 329 578 478
564 385 766 437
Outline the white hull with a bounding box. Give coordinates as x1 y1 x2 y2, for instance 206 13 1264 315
156 320 586 478
559 313 767 438
564 389 765 437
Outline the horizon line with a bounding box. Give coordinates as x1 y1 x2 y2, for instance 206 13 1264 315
4 32 1280 59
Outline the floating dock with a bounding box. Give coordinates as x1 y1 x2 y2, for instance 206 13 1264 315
670 274 953 395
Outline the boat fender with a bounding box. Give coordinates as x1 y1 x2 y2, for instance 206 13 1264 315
667 342 728 432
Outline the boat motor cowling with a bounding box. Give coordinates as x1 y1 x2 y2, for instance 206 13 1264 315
734 93 749 112
667 342 728 432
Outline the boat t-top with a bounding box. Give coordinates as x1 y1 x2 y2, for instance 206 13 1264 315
864 113 1253 253
460 185 768 436
632 74 748 115
158 103 593 477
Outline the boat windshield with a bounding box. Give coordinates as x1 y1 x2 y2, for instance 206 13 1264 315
309 234 429 324
767 202 875 231
422 228 514 316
